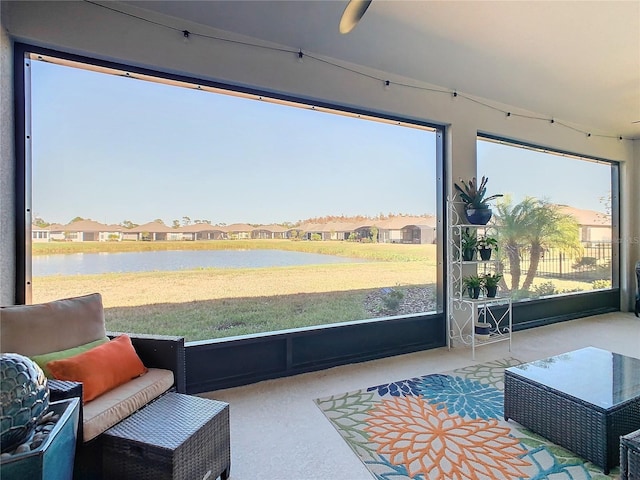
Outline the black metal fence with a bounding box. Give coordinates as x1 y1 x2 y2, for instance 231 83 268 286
502 242 612 283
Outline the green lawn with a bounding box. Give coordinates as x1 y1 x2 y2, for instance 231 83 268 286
104 290 374 340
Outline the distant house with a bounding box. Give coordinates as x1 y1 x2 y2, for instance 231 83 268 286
297 223 326 240
31 224 50 242
47 223 66 241
129 221 173 241
294 222 354 241
225 223 254 240
251 224 288 239
377 216 437 244
179 223 227 241
49 219 122 242
293 216 437 243
321 222 357 241
352 223 377 242
34 216 439 243
557 205 611 243
286 226 306 240
101 224 124 241
120 228 139 241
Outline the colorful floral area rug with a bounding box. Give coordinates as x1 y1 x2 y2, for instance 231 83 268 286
315 359 618 480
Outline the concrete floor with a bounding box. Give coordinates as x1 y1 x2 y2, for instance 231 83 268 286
200 312 640 480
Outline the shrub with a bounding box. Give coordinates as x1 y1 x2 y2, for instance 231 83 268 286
592 279 612 289
560 287 583 293
510 289 532 300
381 287 404 311
532 281 557 297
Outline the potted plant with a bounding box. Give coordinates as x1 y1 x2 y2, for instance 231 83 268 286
474 321 491 339
477 234 498 261
454 176 503 225
482 272 503 298
460 228 478 261
463 275 482 299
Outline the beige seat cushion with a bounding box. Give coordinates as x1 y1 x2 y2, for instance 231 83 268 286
0 293 106 356
82 368 174 442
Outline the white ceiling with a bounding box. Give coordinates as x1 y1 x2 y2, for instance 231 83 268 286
125 0 639 139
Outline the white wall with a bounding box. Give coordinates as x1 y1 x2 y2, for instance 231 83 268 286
1 1 639 308
624 144 640 306
0 21 15 305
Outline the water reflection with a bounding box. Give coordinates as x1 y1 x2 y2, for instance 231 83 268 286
33 249 367 276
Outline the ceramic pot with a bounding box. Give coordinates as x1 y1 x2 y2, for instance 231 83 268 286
465 208 492 225
474 322 491 335
486 285 498 297
462 248 476 261
479 247 492 261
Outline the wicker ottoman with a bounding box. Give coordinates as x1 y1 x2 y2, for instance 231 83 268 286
621 429 640 480
102 392 230 480
504 347 640 474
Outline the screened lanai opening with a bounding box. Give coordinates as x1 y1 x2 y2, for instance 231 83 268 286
477 135 618 303
25 53 443 342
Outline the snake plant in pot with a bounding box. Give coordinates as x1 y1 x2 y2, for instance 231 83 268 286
454 176 503 225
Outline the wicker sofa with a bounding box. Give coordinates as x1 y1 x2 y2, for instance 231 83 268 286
0 293 186 444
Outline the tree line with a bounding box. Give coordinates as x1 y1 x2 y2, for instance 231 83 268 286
33 212 427 230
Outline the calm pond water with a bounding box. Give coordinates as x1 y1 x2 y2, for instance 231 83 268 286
32 249 365 276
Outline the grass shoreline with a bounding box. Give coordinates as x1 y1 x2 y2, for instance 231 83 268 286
32 239 438 263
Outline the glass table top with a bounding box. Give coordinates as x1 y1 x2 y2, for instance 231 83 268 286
506 347 640 409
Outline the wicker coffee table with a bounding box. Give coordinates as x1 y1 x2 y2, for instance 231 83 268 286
504 347 640 474
102 392 230 480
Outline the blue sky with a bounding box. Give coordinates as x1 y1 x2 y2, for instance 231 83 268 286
478 141 611 213
31 60 436 226
31 59 610 226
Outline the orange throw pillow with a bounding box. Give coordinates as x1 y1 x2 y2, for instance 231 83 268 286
47 334 148 403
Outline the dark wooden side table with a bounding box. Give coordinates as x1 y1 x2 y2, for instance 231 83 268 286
101 392 230 480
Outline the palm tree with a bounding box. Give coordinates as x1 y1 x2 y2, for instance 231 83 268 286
494 197 581 292
519 201 581 291
494 196 538 290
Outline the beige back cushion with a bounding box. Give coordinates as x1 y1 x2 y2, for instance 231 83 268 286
0 293 107 356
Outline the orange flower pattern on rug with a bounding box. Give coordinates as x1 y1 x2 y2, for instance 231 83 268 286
364 395 529 479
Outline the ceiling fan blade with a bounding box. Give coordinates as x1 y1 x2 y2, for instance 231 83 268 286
339 0 372 34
